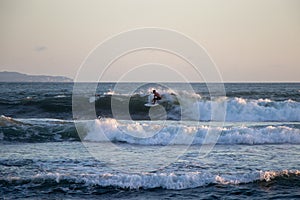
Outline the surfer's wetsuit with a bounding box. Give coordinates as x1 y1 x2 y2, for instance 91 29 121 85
154 95 161 101
152 90 161 104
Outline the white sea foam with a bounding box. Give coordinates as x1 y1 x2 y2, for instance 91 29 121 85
84 119 300 145
10 169 298 190
2 115 300 145
193 97 300 122
224 98 300 122
54 95 67 98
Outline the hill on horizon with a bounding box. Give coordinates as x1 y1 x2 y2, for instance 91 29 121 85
0 71 73 82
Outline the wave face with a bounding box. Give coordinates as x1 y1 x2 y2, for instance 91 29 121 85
0 115 79 142
2 116 299 145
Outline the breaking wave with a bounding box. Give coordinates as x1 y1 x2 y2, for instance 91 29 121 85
1 86 299 121
84 118 300 145
1 170 299 191
92 93 300 122
2 116 298 145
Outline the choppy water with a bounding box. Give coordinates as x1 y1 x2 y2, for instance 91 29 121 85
0 82 300 199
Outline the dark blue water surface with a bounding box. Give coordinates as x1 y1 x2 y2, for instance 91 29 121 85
0 82 300 199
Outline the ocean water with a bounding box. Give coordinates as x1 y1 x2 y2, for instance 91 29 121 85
0 82 300 199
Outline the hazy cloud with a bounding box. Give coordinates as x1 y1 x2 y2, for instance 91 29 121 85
34 46 47 52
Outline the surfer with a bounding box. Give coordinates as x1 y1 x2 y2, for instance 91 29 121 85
152 90 161 104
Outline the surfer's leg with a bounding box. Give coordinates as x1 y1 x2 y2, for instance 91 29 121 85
153 97 157 104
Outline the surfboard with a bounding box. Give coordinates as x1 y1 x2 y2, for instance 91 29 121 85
145 93 160 107
144 103 159 107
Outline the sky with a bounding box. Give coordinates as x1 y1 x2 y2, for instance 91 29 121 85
0 0 299 82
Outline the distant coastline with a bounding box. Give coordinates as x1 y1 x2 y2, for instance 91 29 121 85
0 71 73 82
